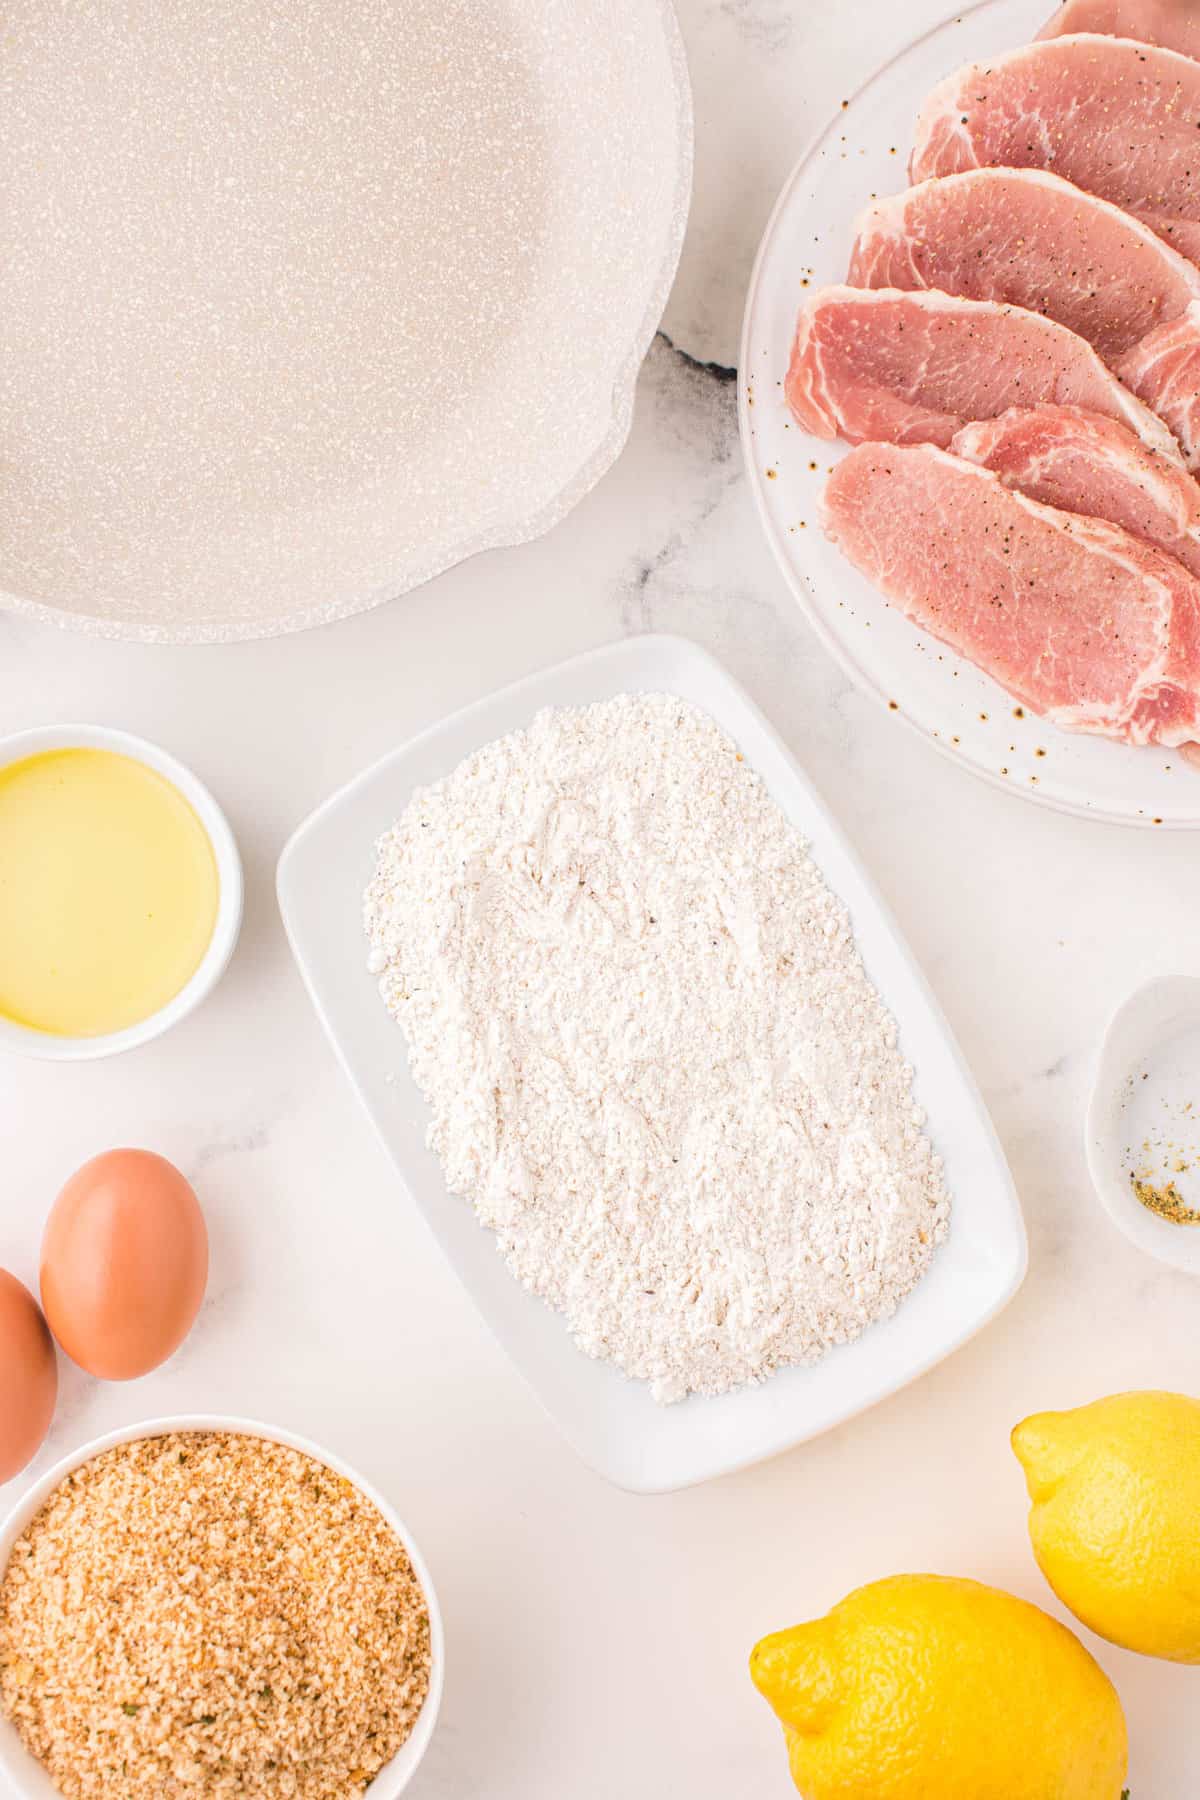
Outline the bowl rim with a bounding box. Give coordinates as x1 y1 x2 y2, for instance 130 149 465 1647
1086 974 1200 1275
0 1413 445 1800
0 724 244 1061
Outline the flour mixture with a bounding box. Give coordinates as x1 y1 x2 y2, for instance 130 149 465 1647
364 695 950 1402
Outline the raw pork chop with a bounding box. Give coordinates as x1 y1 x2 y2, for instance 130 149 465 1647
849 169 1200 465
911 36 1200 266
1117 312 1200 468
821 442 1200 747
849 169 1200 363
786 286 1181 461
953 405 1200 578
1040 0 1200 60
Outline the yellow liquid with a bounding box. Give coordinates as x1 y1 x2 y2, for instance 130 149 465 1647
0 748 219 1037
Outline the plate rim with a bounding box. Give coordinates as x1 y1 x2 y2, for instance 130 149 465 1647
1 0 693 646
277 630 1027 1492
737 0 1200 831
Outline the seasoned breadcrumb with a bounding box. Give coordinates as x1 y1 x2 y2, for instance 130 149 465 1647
0 1433 431 1800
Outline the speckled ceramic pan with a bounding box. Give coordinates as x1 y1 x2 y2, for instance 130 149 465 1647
740 0 1200 828
0 0 691 643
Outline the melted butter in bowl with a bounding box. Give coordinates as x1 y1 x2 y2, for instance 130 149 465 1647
0 726 242 1059
0 748 218 1036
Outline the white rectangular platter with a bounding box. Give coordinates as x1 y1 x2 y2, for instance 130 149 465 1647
277 634 1027 1491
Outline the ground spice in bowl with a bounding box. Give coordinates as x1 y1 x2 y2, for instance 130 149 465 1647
0 1432 432 1800
1131 1172 1200 1226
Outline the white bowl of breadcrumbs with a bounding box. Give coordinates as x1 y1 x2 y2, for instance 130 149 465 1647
0 1417 443 1800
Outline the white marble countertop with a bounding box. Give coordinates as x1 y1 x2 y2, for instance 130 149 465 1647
1 1 1198 1793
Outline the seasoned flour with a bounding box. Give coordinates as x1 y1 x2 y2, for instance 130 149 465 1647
364 695 950 1403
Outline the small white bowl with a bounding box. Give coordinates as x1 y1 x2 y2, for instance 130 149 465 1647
1087 976 1200 1275
0 725 242 1061
0 1415 445 1800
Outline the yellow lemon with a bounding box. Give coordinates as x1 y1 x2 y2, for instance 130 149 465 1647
1014 1389 1200 1663
749 1573 1127 1799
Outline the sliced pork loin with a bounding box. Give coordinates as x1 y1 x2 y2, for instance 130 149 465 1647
850 171 1200 361
786 286 1182 462
911 36 1200 268
1117 314 1200 470
1039 0 1200 60
953 405 1200 579
822 443 1200 747
849 170 1200 467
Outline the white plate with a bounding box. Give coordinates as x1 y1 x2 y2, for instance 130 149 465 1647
0 0 690 643
0 1415 444 1800
740 0 1200 828
277 635 1026 1492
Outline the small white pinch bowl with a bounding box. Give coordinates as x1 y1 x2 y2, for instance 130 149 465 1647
0 724 243 1062
0 1415 445 1800
1087 976 1200 1274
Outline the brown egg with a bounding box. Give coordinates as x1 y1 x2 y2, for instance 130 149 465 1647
0 1269 57 1483
40 1149 208 1380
